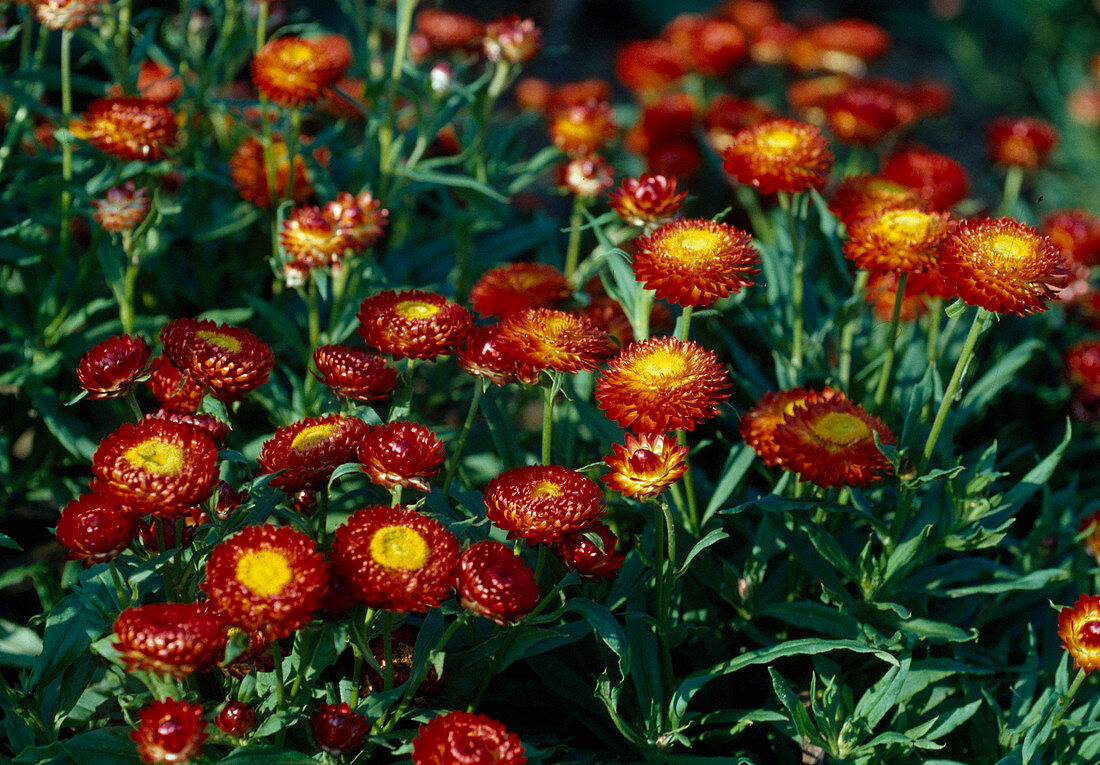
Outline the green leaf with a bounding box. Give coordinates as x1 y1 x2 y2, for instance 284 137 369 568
768 667 822 745
61 727 142 764
0 532 21 551
853 657 911 730
0 618 44 669
703 444 756 518
675 529 729 577
395 165 508 203
997 419 1072 517
29 592 111 690
566 599 629 680
960 338 1042 413
216 743 317 763
944 298 968 318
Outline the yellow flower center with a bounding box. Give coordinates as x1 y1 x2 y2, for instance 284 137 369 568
291 423 336 452
196 330 243 353
531 479 563 498
637 346 688 382
395 301 440 320
370 526 430 570
809 412 872 447
235 549 293 597
664 227 723 261
125 439 184 474
279 41 316 66
760 128 801 153
983 233 1033 265
882 209 932 234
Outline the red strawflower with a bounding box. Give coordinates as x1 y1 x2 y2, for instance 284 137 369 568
145 409 230 449
602 432 688 499
458 540 540 624
823 80 919 146
1064 340 1100 388
1059 594 1100 674
549 100 617 157
55 492 137 564
703 94 778 153
881 145 969 211
145 355 204 413
456 324 541 386
596 337 731 433
112 602 226 678
865 270 938 322
258 415 369 493
555 522 625 582
615 39 688 97
357 290 473 361
1044 209 1100 268
70 97 177 161
360 625 443 698
331 505 460 612
313 344 399 402
214 701 256 738
789 18 890 75
133 59 183 104
469 263 571 318
130 699 207 765
415 8 485 51
92 182 151 233
663 14 746 76
483 465 605 546
160 318 274 401
412 711 526 765
721 0 779 36
828 174 927 228
608 174 686 227
77 334 151 400
496 308 612 374
228 135 313 209
251 35 351 107
322 191 388 251
201 524 330 639
483 15 543 64
985 116 1059 168
739 387 843 467
722 118 833 195
556 154 615 198
280 206 343 270
358 420 446 493
749 20 800 65
843 206 950 273
311 702 369 757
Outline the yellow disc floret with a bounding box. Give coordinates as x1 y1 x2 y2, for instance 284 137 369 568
370 526 430 570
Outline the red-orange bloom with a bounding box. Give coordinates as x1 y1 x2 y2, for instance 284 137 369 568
788 18 890 75
937 217 1067 315
881 145 969 211
313 344 399 401
739 387 842 467
1059 595 1100 674
458 540 540 624
496 308 612 374
555 522 625 582
663 14 746 76
160 318 274 401
985 116 1058 169
280 206 343 269
615 39 688 97
633 218 760 307
322 191 388 251
602 432 688 499
722 118 833 195
596 337 731 433
864 270 939 322
311 702 369 757
112 602 227 678
770 397 895 487
229 136 313 209
70 97 176 162
556 154 615 199
77 334 150 399
214 701 256 739
258 415 369 493
843 206 950 273
92 182 151 233
146 409 229 449
484 15 543 64
549 100 617 157
1044 209 1100 268
131 699 207 765
359 420 445 493
201 524 330 638
133 59 183 104
55 492 137 564
90 418 218 515
828 174 926 228
357 290 473 361
1066 340 1100 390
704 94 778 153
251 35 351 107
412 711 526 765
469 263 571 318
483 465 605 545
456 325 541 386
608 174 686 227
331 505 460 612
415 8 485 51
145 355 204 413
823 80 919 146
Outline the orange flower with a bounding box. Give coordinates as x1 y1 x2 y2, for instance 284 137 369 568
770 396 895 487
1044 209 1100 268
91 419 219 515
412 711 526 765
937 217 1067 315
358 420 445 493
483 465 605 545
112 602 227 678
160 317 274 401
469 263 571 318
663 14 747 76
55 492 137 564
985 116 1058 169
229 135 313 208
722 118 833 195
602 432 688 499
322 190 388 251
201 524 330 638
312 344 399 401
704 95 778 153
739 387 841 467
633 218 759 308
134 59 183 104
458 540 540 624
456 324 541 386
549 100 617 157
145 355 204 413
788 18 890 75
1059 594 1100 674
414 8 485 51
608 174 686 227
843 206 949 273
251 35 351 107
77 334 150 399
483 15 543 64
131 699 207 765
615 39 688 97
357 290 473 361
881 145 969 211
71 97 177 162
258 415 369 493
596 337 730 433
92 182 151 233
330 505 460 612
828 174 926 228
1065 340 1100 388
554 522 625 582
496 308 612 374
280 206 343 269
1079 511 1100 566
823 80 919 146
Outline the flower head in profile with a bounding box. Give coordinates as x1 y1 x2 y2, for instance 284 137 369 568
608 174 686 227
483 465 605 545
322 191 388 252
55 492 137 565
357 290 473 361
77 334 151 400
112 602 227 678
602 432 688 500
412 711 526 765
633 218 760 307
770 396 895 487
828 174 926 228
160 318 274 401
456 324 541 386
252 35 352 107
311 702 369 757
71 98 177 162
331 505 460 612
843 206 950 273
469 263 571 319
881 145 969 211
458 540 540 624
312 344 399 402
615 39 688 96
214 701 256 739
415 8 485 52
985 116 1058 169
596 337 731 433
484 15 543 64
556 154 615 199
229 136 313 208
131 698 207 765
937 217 1067 315
258 415 369 493
92 182 151 233
90 418 219 515
280 206 344 270
359 421 446 493
496 308 612 374
554 522 625 582
201 524 330 639
721 118 833 195
145 355 204 413
1059 595 1100 674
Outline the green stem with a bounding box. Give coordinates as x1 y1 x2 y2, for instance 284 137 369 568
653 497 676 728
390 484 403 508
388 357 417 421
378 0 415 184
919 308 989 473
59 29 74 271
284 106 302 208
302 274 320 408
1051 668 1087 730
118 258 139 334
677 305 693 343
442 381 484 494
114 0 133 91
782 193 807 378
925 296 944 368
997 165 1025 218
563 195 586 279
466 626 513 713
675 431 699 533
271 640 287 709
348 608 377 709
254 0 268 51
734 185 775 247
541 375 556 465
838 270 869 391
382 611 395 691
125 389 143 422
872 271 908 413
108 558 128 609
634 287 655 342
